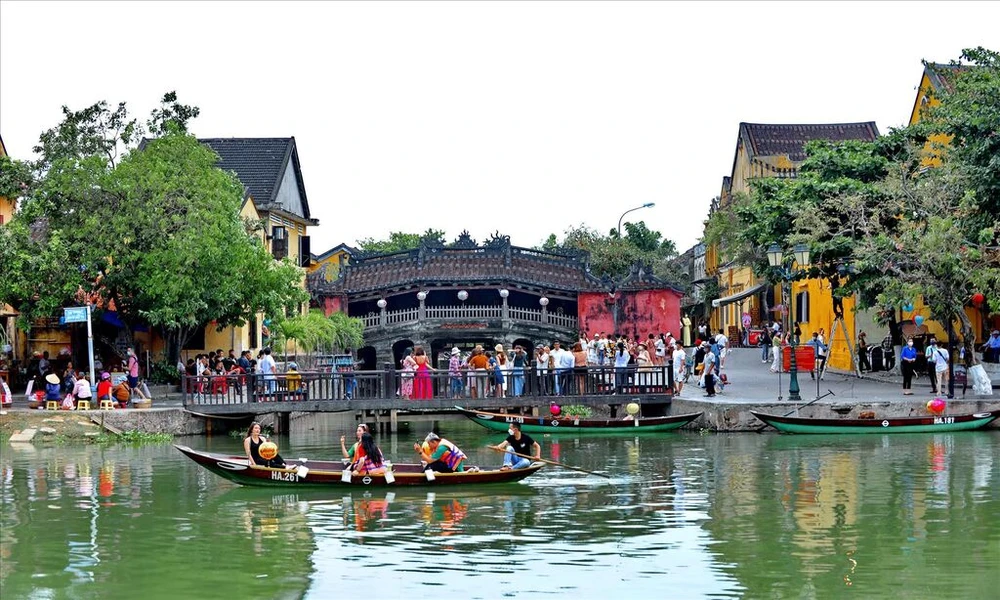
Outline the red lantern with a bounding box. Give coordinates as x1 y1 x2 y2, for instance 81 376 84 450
927 399 946 415
971 293 985 307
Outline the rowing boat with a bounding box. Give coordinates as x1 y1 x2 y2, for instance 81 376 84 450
751 409 1000 434
454 406 702 434
174 445 544 487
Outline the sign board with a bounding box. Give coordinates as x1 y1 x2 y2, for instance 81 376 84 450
63 306 89 323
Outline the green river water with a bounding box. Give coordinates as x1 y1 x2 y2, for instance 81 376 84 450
2 419 998 599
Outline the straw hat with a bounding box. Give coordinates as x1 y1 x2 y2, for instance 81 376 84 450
495 344 504 353
45 373 60 385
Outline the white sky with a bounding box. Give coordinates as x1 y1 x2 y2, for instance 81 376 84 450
2 1 998 256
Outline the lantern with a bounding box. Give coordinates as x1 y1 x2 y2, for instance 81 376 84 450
915 315 924 326
626 402 640 416
927 398 946 415
903 303 914 313
258 441 278 460
457 290 469 302
416 291 427 301
498 289 509 299
550 404 561 416
972 293 985 307
539 297 549 307
377 298 387 309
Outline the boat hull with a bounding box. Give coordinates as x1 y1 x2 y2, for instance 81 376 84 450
751 410 1000 434
174 445 543 487
455 406 702 434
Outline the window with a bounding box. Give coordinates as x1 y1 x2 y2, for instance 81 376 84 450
796 291 810 324
271 226 288 260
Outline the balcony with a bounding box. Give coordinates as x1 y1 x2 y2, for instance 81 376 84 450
359 304 577 331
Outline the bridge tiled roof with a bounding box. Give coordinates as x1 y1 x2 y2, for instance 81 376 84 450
313 244 600 296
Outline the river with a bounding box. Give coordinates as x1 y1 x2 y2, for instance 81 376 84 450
2 418 998 599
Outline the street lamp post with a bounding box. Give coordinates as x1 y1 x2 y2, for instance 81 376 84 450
767 243 811 402
617 203 655 238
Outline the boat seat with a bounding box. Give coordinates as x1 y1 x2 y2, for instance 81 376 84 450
76 400 91 411
99 399 115 411
46 400 59 411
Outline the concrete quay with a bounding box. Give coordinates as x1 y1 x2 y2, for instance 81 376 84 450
672 348 1000 431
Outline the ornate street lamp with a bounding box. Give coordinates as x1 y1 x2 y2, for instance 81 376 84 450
766 243 811 402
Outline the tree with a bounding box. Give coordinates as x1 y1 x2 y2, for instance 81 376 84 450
356 229 446 254
0 94 308 361
540 222 686 287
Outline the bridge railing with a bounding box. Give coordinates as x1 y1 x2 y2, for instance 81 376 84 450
182 365 674 407
358 304 579 331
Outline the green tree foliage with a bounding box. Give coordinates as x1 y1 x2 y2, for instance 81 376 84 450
271 309 364 363
0 155 32 199
356 229 446 254
540 222 685 287
916 47 1000 238
0 94 308 360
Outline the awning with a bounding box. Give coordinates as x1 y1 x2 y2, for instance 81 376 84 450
712 282 769 308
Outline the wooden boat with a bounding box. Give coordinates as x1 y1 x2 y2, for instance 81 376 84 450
454 406 702 434
751 409 1000 434
174 445 543 487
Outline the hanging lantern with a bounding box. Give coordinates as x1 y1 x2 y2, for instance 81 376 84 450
903 302 914 313
457 290 469 302
377 298 387 309
915 315 924 326
971 293 985 307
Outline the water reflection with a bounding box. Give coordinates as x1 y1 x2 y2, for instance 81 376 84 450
1 426 998 599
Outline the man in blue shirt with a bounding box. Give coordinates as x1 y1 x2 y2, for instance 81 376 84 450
985 330 1000 363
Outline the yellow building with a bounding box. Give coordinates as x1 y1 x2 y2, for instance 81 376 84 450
707 122 879 370
309 243 356 283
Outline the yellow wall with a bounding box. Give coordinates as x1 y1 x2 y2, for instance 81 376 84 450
309 247 351 282
789 278 857 371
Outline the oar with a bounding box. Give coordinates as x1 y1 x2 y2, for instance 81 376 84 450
755 389 836 432
488 446 611 478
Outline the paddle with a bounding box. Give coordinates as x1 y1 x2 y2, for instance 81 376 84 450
488 446 611 478
755 389 836 433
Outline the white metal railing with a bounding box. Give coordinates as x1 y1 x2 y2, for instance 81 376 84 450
363 304 577 331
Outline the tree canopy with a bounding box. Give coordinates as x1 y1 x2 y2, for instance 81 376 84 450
0 93 308 360
542 221 685 286
356 229 446 254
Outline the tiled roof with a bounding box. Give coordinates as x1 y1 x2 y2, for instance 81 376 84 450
924 63 968 94
313 245 601 296
740 122 880 162
199 137 311 219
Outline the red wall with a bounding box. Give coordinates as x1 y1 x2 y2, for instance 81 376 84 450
323 296 346 317
578 289 682 339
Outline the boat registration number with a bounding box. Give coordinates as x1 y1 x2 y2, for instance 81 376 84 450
504 416 525 424
271 471 300 482
933 417 955 424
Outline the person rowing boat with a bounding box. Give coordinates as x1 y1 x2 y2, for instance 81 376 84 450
414 433 467 473
489 422 540 470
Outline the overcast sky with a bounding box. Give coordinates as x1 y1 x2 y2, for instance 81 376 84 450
2 2 997 255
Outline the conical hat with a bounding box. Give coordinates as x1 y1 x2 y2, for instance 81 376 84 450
45 373 60 385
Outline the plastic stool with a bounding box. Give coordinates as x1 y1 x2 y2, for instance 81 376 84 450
99 399 114 410
46 400 59 411
76 400 91 411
